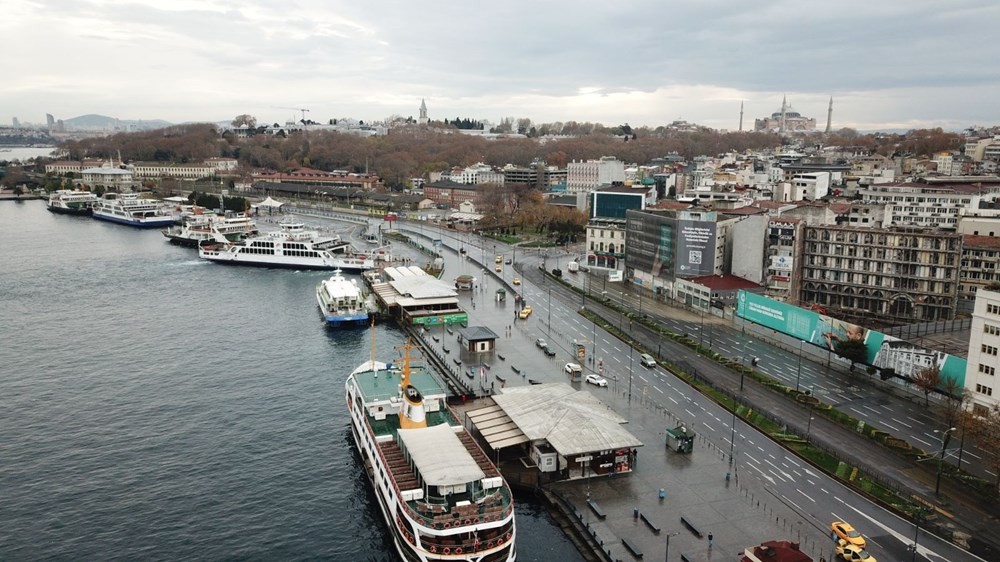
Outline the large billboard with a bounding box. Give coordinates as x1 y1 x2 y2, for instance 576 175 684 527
625 210 717 281
676 219 717 277
736 291 966 387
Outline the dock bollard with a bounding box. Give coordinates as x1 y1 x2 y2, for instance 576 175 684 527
633 507 639 519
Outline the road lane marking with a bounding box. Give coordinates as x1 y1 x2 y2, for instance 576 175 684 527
796 489 816 503
891 417 912 428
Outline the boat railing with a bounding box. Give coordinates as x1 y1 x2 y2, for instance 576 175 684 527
362 414 512 527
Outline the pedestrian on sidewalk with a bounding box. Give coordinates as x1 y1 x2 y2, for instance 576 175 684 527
708 532 713 548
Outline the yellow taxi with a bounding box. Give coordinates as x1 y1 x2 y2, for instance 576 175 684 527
495 255 503 263
495 264 503 272
831 521 866 549
512 277 521 285
835 539 876 562
519 305 532 319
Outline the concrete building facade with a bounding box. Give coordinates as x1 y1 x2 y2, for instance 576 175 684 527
966 289 1000 414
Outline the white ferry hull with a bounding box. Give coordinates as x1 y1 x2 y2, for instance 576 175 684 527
346 375 516 562
92 211 176 229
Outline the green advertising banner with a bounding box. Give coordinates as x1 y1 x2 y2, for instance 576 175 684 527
736 291 966 388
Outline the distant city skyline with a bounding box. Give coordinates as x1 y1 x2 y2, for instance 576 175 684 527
3 0 999 132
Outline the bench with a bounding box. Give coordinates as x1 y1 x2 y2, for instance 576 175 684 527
511 365 521 374
586 499 606 519
482 363 491 370
447 328 454 335
621 538 643 559
639 512 661 534
442 347 450 354
680 554 693 562
497 354 506 361
431 335 439 342
453 358 462 366
495 375 506 383
680 516 703 538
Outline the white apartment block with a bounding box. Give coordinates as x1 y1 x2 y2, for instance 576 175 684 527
585 218 626 270
81 163 137 190
966 289 1000 414
566 157 625 193
131 162 215 179
205 157 239 171
858 182 1000 229
445 163 504 185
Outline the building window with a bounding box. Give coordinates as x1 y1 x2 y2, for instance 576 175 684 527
983 344 999 356
979 364 996 376
988 303 1000 315
976 384 994 396
984 323 1000 336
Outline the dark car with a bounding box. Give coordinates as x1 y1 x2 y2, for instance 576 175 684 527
551 268 562 277
543 347 557 357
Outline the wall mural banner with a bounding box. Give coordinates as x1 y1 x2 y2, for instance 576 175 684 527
736 291 966 388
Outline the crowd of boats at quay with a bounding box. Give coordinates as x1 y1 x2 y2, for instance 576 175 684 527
46 189 386 328
46 187 519 560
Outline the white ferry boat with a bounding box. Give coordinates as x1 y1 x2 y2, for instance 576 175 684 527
47 189 99 216
198 222 377 271
163 211 258 247
92 193 176 228
316 270 373 327
346 342 516 561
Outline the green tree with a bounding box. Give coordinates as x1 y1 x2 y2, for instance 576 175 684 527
231 114 257 128
834 339 867 366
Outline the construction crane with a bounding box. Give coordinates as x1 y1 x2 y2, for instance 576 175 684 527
278 107 310 123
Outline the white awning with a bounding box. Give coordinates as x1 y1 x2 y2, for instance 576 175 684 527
398 424 485 487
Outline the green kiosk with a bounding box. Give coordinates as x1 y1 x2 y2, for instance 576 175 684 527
665 424 694 454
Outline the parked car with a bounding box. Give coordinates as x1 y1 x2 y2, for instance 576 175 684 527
831 522 866 549
585 374 608 387
639 353 657 367
535 338 548 349
834 539 876 562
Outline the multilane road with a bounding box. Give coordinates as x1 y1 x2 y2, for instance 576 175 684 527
402 225 981 562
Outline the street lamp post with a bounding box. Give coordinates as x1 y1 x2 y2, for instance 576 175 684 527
628 334 634 404
795 340 805 392
935 427 957 495
740 339 752 391
619 291 626 332
547 284 552 334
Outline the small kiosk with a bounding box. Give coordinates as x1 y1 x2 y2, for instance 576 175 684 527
665 424 695 454
496 288 506 303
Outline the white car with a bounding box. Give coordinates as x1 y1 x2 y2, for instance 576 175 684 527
564 363 582 374
639 353 657 367
585 374 608 387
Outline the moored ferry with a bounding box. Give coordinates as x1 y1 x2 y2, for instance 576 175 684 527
198 222 378 271
47 189 99 216
346 343 516 561
92 193 176 228
163 211 258 247
316 270 373 327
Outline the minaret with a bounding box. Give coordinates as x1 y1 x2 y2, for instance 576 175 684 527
825 96 833 133
418 99 428 125
739 100 744 132
780 95 787 133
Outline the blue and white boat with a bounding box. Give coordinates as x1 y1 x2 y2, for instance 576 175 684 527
316 270 372 327
92 193 175 228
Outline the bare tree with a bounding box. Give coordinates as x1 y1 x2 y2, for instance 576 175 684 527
231 114 257 129
912 365 941 407
966 405 1000 491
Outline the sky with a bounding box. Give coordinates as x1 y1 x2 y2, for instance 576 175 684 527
3 0 999 132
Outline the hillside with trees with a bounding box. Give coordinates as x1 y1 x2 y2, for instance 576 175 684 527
52 121 966 191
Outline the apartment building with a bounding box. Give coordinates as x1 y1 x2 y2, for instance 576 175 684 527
959 235 1000 304
966 289 1000 413
566 157 625 193
799 225 961 325
858 181 1000 229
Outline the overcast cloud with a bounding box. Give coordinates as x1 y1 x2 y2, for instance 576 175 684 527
3 0 998 131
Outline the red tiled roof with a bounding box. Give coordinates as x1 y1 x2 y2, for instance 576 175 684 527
688 274 761 291
963 234 1000 249
722 207 766 215
741 540 811 562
